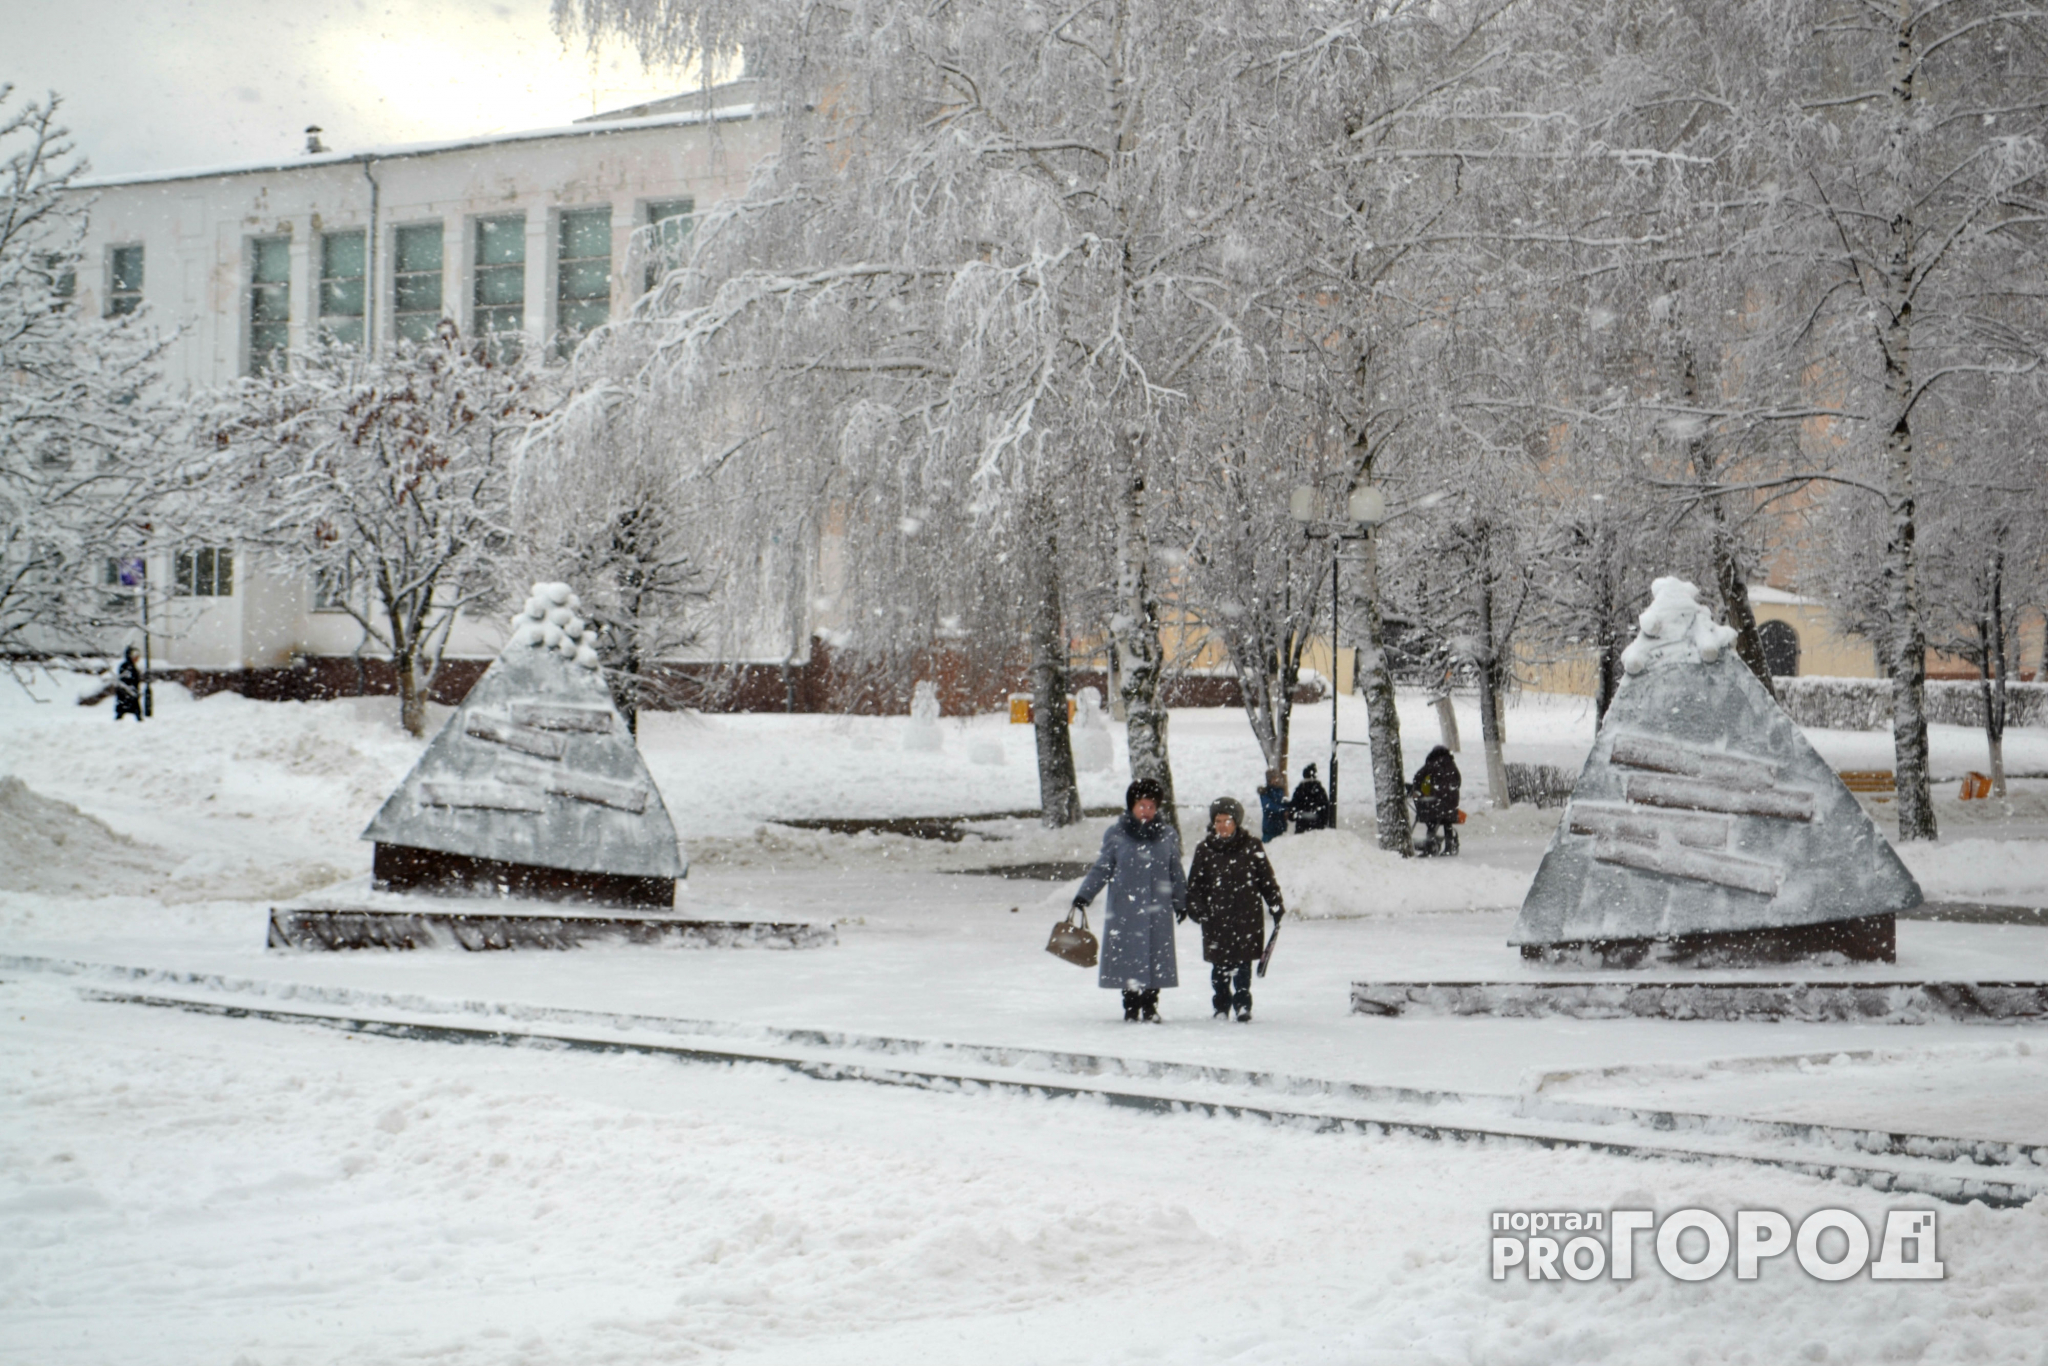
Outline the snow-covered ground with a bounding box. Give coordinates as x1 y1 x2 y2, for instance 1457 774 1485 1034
5 673 2048 1363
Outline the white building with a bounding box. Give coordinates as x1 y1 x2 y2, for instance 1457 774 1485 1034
68 84 776 690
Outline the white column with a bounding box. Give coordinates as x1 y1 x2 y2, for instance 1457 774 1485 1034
524 207 551 353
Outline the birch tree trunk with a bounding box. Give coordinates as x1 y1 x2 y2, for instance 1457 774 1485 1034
1474 564 1512 809
1026 492 1082 827
1984 551 2008 796
1357 528 1412 854
1111 426 1177 826
1877 16 1937 843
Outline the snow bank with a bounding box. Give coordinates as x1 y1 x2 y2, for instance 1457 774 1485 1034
1898 838 2048 907
1264 828 1532 917
0 776 170 896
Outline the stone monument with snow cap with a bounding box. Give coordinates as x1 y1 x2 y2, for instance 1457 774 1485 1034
360 581 687 909
1510 577 1922 965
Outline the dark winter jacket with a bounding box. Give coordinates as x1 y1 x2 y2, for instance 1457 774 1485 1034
1290 775 1331 833
113 656 145 722
1257 784 1290 842
1186 831 1284 964
1411 747 1461 825
1074 813 1186 990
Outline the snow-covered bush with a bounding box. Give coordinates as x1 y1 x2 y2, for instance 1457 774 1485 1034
1774 678 2048 733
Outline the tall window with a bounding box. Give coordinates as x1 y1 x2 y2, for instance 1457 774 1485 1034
102 556 144 612
393 222 443 344
174 547 234 597
473 214 525 359
319 230 366 346
40 251 77 308
556 206 611 356
249 236 291 373
643 199 693 292
107 244 144 316
310 566 353 613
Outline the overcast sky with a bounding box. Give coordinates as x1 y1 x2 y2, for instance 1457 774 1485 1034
5 0 699 177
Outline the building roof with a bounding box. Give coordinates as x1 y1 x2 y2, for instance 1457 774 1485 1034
71 100 763 191
577 78 769 123
361 588 686 880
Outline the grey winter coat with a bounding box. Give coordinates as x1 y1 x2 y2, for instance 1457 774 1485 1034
1073 813 1187 990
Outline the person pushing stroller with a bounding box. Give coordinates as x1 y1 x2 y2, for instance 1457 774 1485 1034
1185 797 1285 1022
1409 745 1461 856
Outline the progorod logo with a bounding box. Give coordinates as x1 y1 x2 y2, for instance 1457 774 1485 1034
1491 1207 1944 1282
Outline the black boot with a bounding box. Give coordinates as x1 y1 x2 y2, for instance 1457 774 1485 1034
1123 989 1142 1022
1139 989 1161 1023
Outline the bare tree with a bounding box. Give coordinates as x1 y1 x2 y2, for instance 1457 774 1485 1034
202 331 546 735
1741 0 2048 839
518 373 715 735
1 87 187 668
1920 375 2048 795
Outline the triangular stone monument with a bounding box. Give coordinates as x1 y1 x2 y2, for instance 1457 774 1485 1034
1511 577 1921 965
361 582 687 908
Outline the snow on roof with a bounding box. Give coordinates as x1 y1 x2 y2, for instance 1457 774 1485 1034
1746 584 1820 606
361 583 685 880
71 104 763 191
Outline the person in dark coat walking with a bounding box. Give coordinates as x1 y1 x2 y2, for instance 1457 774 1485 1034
112 646 146 723
1256 769 1290 843
1409 745 1461 856
1185 797 1284 1021
1289 763 1331 834
1072 777 1187 1021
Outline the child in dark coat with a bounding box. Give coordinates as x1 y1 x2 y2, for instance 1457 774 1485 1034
1185 796 1286 1021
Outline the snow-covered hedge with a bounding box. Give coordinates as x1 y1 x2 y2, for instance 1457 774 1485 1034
1503 763 1576 808
1772 677 2048 732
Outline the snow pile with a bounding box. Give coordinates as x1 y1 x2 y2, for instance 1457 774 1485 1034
1897 838 2048 907
1620 576 1738 675
1264 828 1532 917
507 581 601 669
0 776 171 896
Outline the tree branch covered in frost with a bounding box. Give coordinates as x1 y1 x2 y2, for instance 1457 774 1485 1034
0 86 192 669
198 331 548 735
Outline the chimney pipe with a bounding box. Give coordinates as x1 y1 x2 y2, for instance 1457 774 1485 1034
304 125 327 154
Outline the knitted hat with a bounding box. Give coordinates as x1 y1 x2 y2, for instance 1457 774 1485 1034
1208 796 1245 827
1125 777 1166 811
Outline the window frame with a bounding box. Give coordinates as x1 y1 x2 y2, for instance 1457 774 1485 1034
392 220 446 346
318 229 367 347
555 204 613 357
107 243 144 316
641 198 695 293
173 546 234 598
247 235 293 374
472 212 526 361
309 564 355 614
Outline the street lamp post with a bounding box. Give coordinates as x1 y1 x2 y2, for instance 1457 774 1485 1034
1290 484 1387 827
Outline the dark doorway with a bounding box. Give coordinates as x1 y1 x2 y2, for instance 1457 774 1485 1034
1758 619 1801 677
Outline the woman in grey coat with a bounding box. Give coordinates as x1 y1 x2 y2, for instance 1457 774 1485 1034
1071 777 1187 1021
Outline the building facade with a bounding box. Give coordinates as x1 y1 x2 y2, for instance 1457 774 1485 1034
68 88 775 682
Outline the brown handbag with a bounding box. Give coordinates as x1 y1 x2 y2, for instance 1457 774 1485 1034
1046 907 1099 968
